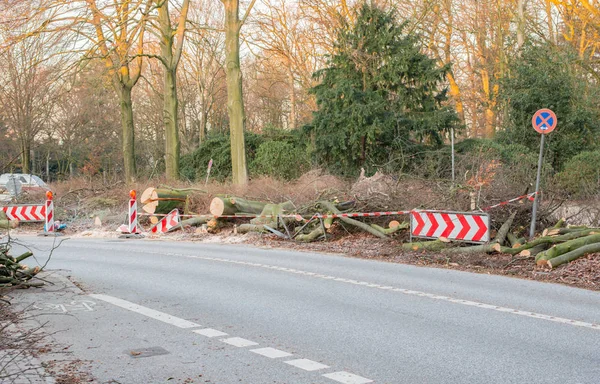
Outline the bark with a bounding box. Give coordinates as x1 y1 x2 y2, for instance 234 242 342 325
535 234 600 265
547 243 600 269
442 243 501 255
117 83 136 183
163 67 180 181
371 222 409 235
223 0 248 185
209 196 268 217
518 243 549 257
499 230 599 255
507 233 520 247
141 188 194 214
157 0 189 181
21 139 31 174
296 226 324 242
494 211 517 246
403 240 448 252
0 220 19 230
179 215 214 228
318 201 387 239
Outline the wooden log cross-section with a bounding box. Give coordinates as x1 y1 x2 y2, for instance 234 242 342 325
140 187 205 215
209 196 268 217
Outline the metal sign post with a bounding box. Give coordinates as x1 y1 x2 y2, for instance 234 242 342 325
529 109 557 239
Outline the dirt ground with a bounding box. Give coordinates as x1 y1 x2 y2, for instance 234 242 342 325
244 231 600 292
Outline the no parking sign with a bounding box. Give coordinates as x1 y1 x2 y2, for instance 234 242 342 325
532 109 557 134
529 108 557 239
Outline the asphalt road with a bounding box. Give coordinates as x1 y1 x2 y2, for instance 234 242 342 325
11 236 600 384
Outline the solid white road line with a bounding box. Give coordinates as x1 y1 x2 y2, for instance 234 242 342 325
220 337 259 347
323 371 374 384
89 294 200 329
192 328 228 338
284 358 330 371
250 347 293 359
86 246 600 332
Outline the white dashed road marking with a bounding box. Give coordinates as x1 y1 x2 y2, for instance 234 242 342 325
193 328 228 338
220 337 259 348
89 294 200 329
323 371 374 384
284 358 330 371
250 347 293 359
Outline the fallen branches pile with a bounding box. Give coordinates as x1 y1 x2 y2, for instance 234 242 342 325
0 242 42 288
402 214 600 269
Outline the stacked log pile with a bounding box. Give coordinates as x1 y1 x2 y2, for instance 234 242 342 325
0 244 41 288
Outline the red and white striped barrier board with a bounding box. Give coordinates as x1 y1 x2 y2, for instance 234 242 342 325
150 209 180 234
411 210 490 243
1 205 46 222
44 199 54 232
127 198 140 234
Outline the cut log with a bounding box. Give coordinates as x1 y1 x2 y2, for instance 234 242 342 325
296 226 324 242
518 243 549 257
402 240 447 252
318 201 387 239
553 218 566 229
499 230 600 255
209 197 268 217
371 222 409 235
494 211 517 245
141 188 194 214
179 215 213 228
0 220 19 230
546 243 600 268
507 233 519 247
535 234 600 265
443 243 501 255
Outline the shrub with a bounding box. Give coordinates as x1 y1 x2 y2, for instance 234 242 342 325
251 141 310 180
555 151 600 198
180 133 264 181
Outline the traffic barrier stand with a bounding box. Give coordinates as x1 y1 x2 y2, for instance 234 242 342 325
150 209 180 234
118 190 144 239
38 191 64 237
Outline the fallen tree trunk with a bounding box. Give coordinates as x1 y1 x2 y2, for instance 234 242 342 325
499 229 600 255
402 239 449 252
518 243 549 257
0 220 18 230
318 201 387 239
442 243 501 255
210 197 268 217
371 221 409 235
141 188 197 215
177 215 214 229
494 211 517 246
535 234 600 265
296 226 324 242
546 243 600 269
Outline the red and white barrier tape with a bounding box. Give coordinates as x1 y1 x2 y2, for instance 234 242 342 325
482 192 538 212
128 193 538 227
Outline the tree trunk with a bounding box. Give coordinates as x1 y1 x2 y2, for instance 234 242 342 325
547 243 600 269
210 196 269 217
287 64 296 130
117 83 136 183
164 67 180 181
224 1 248 185
319 201 387 239
140 187 199 214
535 234 600 265
21 139 31 174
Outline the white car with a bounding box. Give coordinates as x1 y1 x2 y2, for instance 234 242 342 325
0 174 49 194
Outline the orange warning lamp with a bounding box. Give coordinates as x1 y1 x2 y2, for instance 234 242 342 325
129 190 137 200
46 191 53 201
